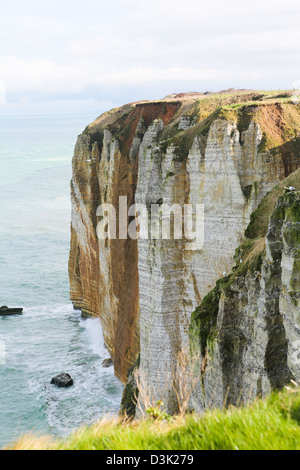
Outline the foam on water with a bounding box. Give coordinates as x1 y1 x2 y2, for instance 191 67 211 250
0 304 123 447
81 317 109 359
0 115 124 448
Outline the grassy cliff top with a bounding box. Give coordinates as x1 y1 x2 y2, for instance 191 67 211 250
84 89 300 163
88 88 298 130
6 387 300 450
87 88 299 130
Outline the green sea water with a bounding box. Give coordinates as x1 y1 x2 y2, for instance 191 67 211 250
0 115 123 447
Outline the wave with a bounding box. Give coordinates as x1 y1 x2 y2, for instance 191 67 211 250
0 303 123 446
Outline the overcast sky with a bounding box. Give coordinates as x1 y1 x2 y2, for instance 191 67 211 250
1 0 300 115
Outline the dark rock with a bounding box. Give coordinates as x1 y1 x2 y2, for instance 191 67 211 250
120 354 140 419
102 358 113 368
51 373 74 388
72 304 82 311
0 306 23 316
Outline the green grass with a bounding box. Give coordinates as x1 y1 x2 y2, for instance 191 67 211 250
246 167 300 240
6 388 300 450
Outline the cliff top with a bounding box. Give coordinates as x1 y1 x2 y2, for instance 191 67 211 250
88 88 298 131
84 89 300 167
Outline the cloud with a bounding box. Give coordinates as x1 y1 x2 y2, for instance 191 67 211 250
0 97 113 117
0 0 300 114
0 56 259 95
0 57 87 94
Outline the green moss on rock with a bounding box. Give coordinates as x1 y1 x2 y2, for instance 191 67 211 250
120 355 140 419
191 286 221 359
190 237 266 364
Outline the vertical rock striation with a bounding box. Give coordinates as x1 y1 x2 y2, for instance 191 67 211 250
190 185 300 411
69 91 300 408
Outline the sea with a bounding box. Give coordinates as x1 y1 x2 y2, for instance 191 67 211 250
0 114 123 448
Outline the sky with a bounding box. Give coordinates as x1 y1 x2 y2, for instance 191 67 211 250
0 0 300 115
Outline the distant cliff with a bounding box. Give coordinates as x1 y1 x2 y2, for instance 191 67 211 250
69 90 300 409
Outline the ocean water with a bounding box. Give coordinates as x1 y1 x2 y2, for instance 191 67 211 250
0 115 123 448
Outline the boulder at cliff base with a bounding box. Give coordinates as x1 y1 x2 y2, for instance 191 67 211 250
51 373 74 388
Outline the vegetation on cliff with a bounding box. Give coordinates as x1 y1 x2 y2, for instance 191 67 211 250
6 388 300 450
191 170 300 405
70 90 300 387
85 90 300 167
246 167 300 239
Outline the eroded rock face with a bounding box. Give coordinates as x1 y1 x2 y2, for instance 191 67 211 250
69 93 300 404
69 101 181 383
190 189 300 411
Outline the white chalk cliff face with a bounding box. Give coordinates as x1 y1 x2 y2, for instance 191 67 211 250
190 187 300 412
69 92 300 412
135 116 292 412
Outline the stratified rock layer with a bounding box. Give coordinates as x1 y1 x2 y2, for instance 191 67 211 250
69 91 300 399
190 184 300 410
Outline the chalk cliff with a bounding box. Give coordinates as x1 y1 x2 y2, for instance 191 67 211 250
190 176 300 411
69 90 300 409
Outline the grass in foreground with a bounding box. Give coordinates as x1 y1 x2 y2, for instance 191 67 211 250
5 387 300 450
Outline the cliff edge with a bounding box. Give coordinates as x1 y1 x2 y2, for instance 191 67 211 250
69 90 300 407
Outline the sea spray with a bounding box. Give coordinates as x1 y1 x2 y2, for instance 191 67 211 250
0 115 123 448
80 317 109 359
0 304 123 447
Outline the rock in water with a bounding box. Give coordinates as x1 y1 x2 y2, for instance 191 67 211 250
51 373 74 388
102 358 113 368
0 306 23 316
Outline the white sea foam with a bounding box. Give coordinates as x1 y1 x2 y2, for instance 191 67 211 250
0 303 123 444
0 114 122 447
80 317 107 358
